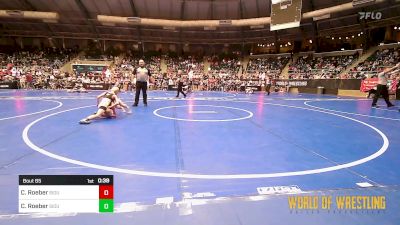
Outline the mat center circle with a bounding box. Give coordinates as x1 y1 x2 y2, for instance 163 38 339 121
153 105 254 122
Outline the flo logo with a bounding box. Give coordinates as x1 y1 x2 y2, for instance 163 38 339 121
359 12 382 20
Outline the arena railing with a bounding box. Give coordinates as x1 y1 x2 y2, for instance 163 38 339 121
249 53 291 58
376 42 400 50
313 49 363 57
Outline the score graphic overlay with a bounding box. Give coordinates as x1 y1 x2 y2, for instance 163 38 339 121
19 175 114 213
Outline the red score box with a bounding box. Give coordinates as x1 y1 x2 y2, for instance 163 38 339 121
99 185 114 199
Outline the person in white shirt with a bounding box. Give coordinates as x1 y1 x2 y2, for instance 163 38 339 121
11 67 17 77
168 78 174 90
187 69 194 93
20 75 26 89
261 72 266 81
372 63 400 108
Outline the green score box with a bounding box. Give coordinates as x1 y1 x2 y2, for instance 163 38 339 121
99 199 114 213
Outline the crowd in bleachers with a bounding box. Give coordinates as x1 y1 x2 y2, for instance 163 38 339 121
245 56 290 80
346 48 400 79
205 56 242 91
209 56 241 77
1 47 399 92
160 55 244 91
288 54 357 79
112 55 162 90
160 56 203 90
0 48 78 89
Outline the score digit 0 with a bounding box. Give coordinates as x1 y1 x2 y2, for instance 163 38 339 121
99 185 113 199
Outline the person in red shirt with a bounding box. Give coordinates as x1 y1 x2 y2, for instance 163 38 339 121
26 72 33 89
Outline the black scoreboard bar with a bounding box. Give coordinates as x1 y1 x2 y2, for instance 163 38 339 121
19 175 113 185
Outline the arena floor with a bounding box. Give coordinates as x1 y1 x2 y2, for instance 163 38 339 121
0 89 400 224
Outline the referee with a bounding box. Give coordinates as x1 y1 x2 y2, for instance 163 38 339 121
371 63 399 108
265 75 271 96
176 70 187 98
132 59 151 107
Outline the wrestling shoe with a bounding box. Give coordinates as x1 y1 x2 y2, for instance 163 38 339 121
79 119 91 124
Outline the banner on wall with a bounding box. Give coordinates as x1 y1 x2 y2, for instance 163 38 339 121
275 80 308 87
72 65 107 73
360 78 398 93
83 83 111 90
0 81 18 89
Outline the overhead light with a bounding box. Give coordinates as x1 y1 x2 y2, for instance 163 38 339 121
204 27 216 31
352 35 355 38
163 26 175 30
43 19 58 23
280 44 283 47
361 32 363 34
285 44 288 47
394 26 398 30
309 39 313 43
346 36 349 39
339 37 342 40
101 22 116 26
288 42 291 45
313 14 331 21
358 33 361 36
341 48 345 51
250 25 264 29
272 43 274 46
332 37 335 40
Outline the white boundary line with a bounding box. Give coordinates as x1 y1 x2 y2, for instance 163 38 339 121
22 99 389 179
153 105 253 122
0 90 17 94
191 111 217 114
304 100 400 121
0 99 63 121
375 106 399 112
